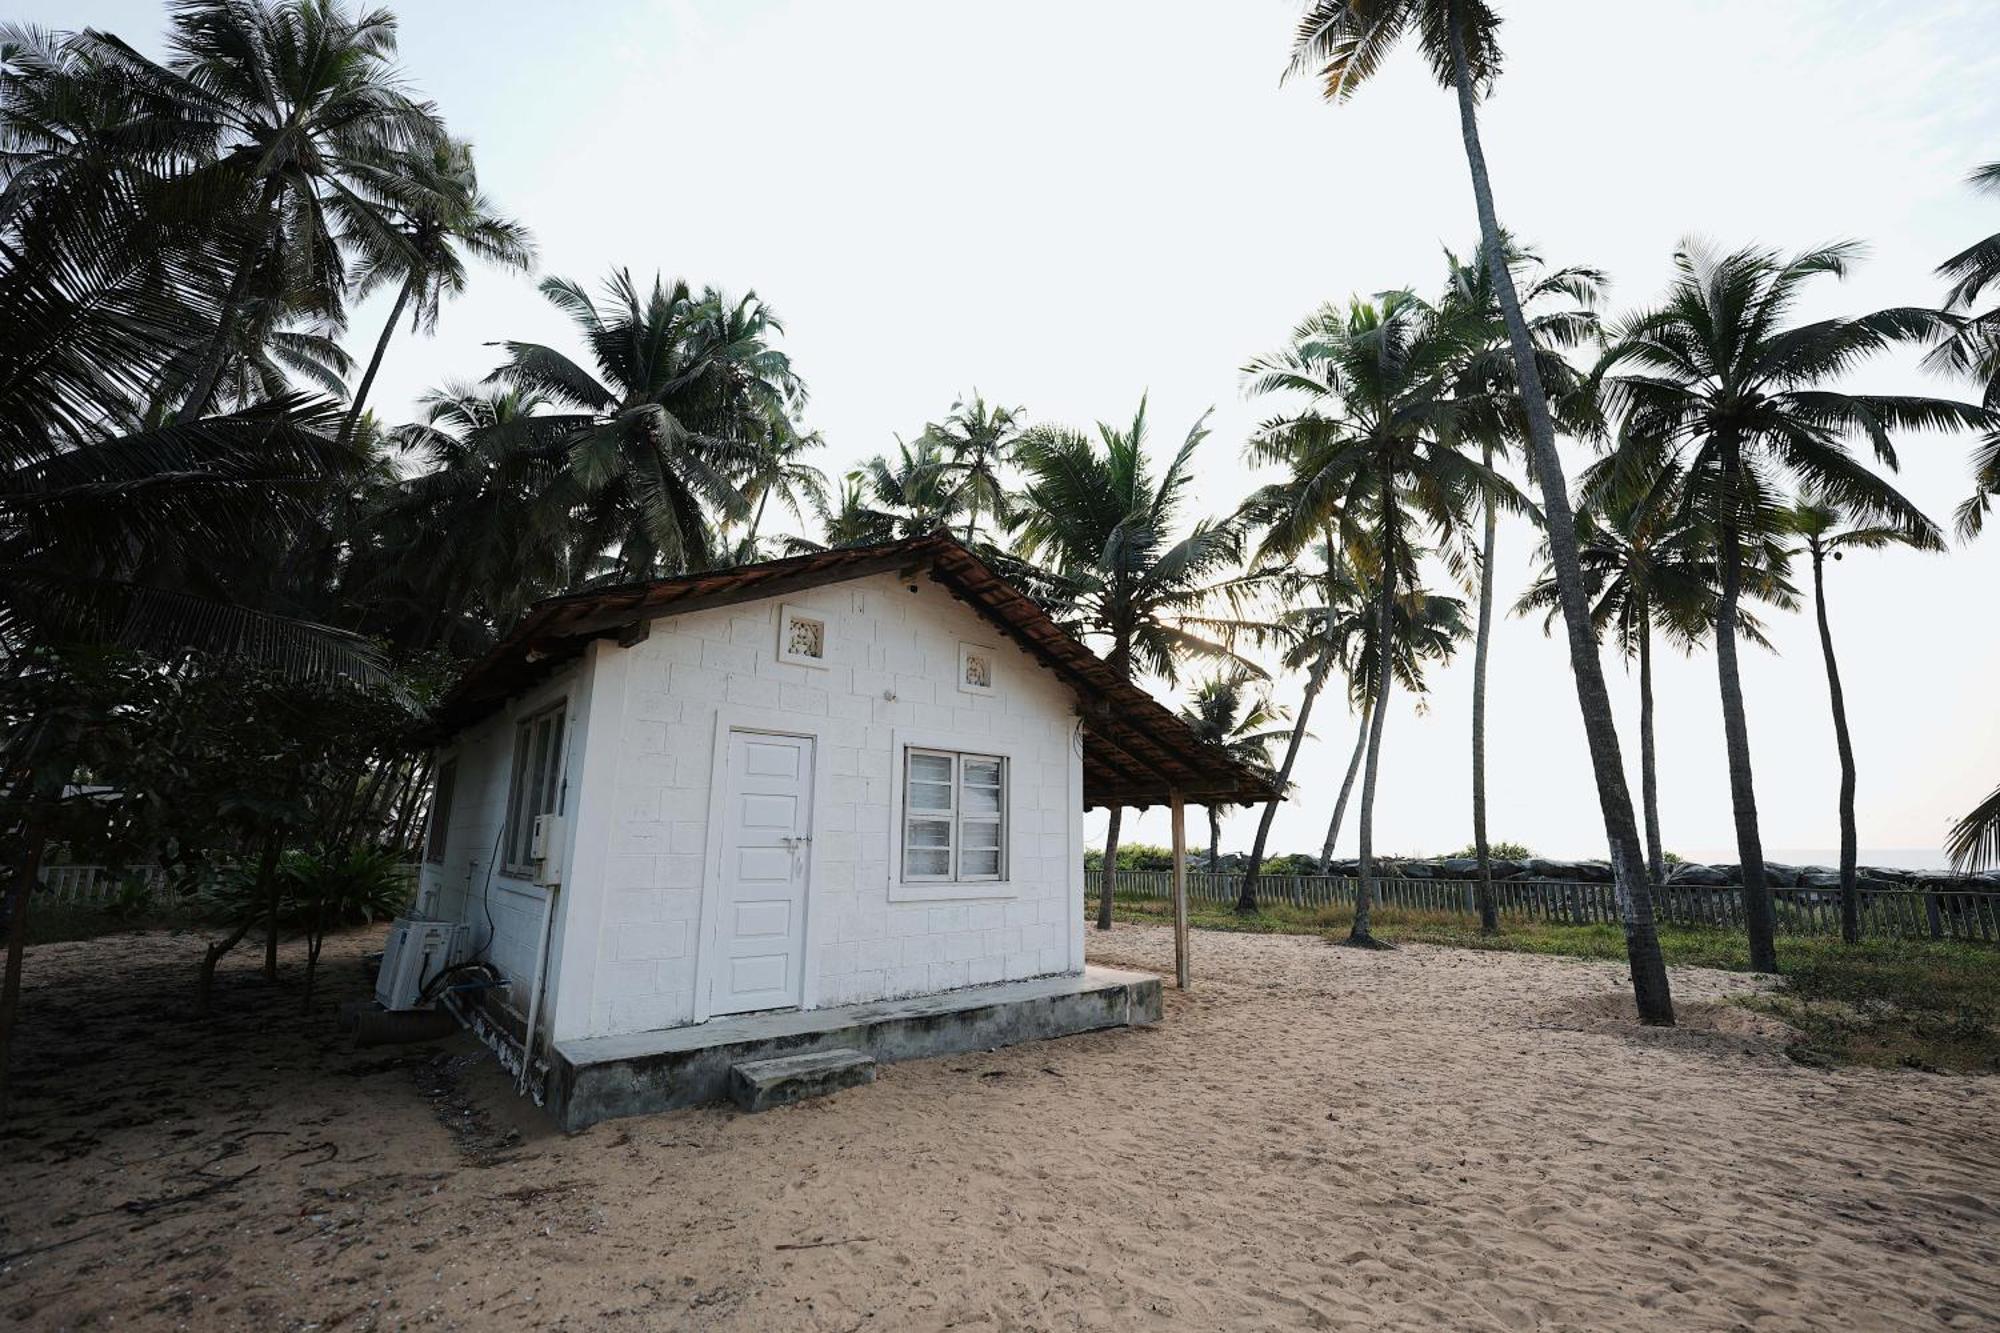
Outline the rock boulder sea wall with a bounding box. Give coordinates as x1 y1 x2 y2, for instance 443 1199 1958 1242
1307 856 2000 891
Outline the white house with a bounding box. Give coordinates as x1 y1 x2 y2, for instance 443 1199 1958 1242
412 534 1265 1126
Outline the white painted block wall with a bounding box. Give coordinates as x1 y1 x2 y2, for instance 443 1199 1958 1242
558 572 1086 1041
415 664 583 1017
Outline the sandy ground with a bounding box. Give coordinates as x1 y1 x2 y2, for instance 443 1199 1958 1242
2 924 1996 1331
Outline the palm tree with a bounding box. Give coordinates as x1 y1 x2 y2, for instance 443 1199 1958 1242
1598 240 1977 971
1519 469 1793 887
1231 534 1356 913
336 136 535 446
1318 561 1469 873
1786 497 1943 942
1436 240 1604 932
112 0 448 420
730 422 827 561
786 473 895 553
1242 292 1503 944
922 393 1022 546
1928 160 2000 536
1013 397 1255 930
1177 674 1287 873
362 382 574 652
1286 0 1675 1019
859 434 961 538
493 270 802 579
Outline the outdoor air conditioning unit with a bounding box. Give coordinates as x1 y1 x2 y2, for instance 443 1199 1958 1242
530 813 566 886
376 917 469 1011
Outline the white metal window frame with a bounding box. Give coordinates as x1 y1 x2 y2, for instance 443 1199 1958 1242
502 703 567 877
896 742 1009 892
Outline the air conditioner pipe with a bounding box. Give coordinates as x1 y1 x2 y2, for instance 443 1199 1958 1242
516 883 557 1097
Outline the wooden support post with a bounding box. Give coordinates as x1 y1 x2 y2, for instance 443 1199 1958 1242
1170 791 1189 991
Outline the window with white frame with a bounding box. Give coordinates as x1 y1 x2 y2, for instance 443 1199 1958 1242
423 758 457 865
503 705 566 875
902 748 1007 882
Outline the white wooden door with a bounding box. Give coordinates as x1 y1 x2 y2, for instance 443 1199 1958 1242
710 730 814 1016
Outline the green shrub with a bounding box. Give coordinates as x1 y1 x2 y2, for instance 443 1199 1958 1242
1442 840 1536 860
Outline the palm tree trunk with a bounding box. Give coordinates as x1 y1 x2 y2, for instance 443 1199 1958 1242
1471 452 1499 934
1445 12 1671 1021
339 274 415 448
1638 613 1665 887
1350 557 1396 946
1811 548 1860 944
1713 439 1777 972
1318 696 1372 871
1096 807 1123 931
0 819 48 1109
1208 806 1223 878
179 177 283 422
1237 656 1326 915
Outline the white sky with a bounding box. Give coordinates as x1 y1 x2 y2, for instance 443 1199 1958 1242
44 0 2000 865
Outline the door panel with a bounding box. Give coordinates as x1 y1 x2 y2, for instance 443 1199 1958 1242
711 730 813 1016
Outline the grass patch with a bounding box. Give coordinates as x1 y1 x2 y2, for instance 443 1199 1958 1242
1109 893 2000 1074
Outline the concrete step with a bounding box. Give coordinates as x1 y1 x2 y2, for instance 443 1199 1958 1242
728 1049 876 1112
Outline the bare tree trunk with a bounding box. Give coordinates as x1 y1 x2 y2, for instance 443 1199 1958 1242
1713 437 1778 972
201 835 283 1015
1811 548 1860 944
1096 807 1122 932
0 822 48 1109
1471 451 1499 934
1318 696 1371 871
1445 14 1671 1021
338 274 414 448
1638 614 1665 886
264 861 282 981
1207 806 1222 878
1237 657 1326 915
1350 548 1396 947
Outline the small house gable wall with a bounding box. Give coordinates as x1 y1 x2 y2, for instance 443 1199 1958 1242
552 571 1086 1042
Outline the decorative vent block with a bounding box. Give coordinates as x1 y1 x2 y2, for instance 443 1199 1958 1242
778 604 830 668
958 642 996 695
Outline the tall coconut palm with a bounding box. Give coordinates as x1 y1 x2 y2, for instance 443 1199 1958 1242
729 421 827 562
1598 240 1977 971
1242 292 1506 943
1928 160 2000 536
1785 498 1943 942
1519 468 1793 886
786 473 895 553
117 0 448 420
1013 398 1256 930
362 382 574 652
1286 0 1674 1019
922 393 1022 546
1317 561 1469 872
336 136 535 446
858 434 960 539
1230 533 1357 913
1177 674 1287 873
493 270 802 579
1436 240 1604 932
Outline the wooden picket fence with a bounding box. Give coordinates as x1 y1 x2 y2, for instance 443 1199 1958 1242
36 864 203 907
1100 869 2000 944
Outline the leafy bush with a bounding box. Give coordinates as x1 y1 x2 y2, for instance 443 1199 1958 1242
1443 840 1537 860
1084 843 1179 872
